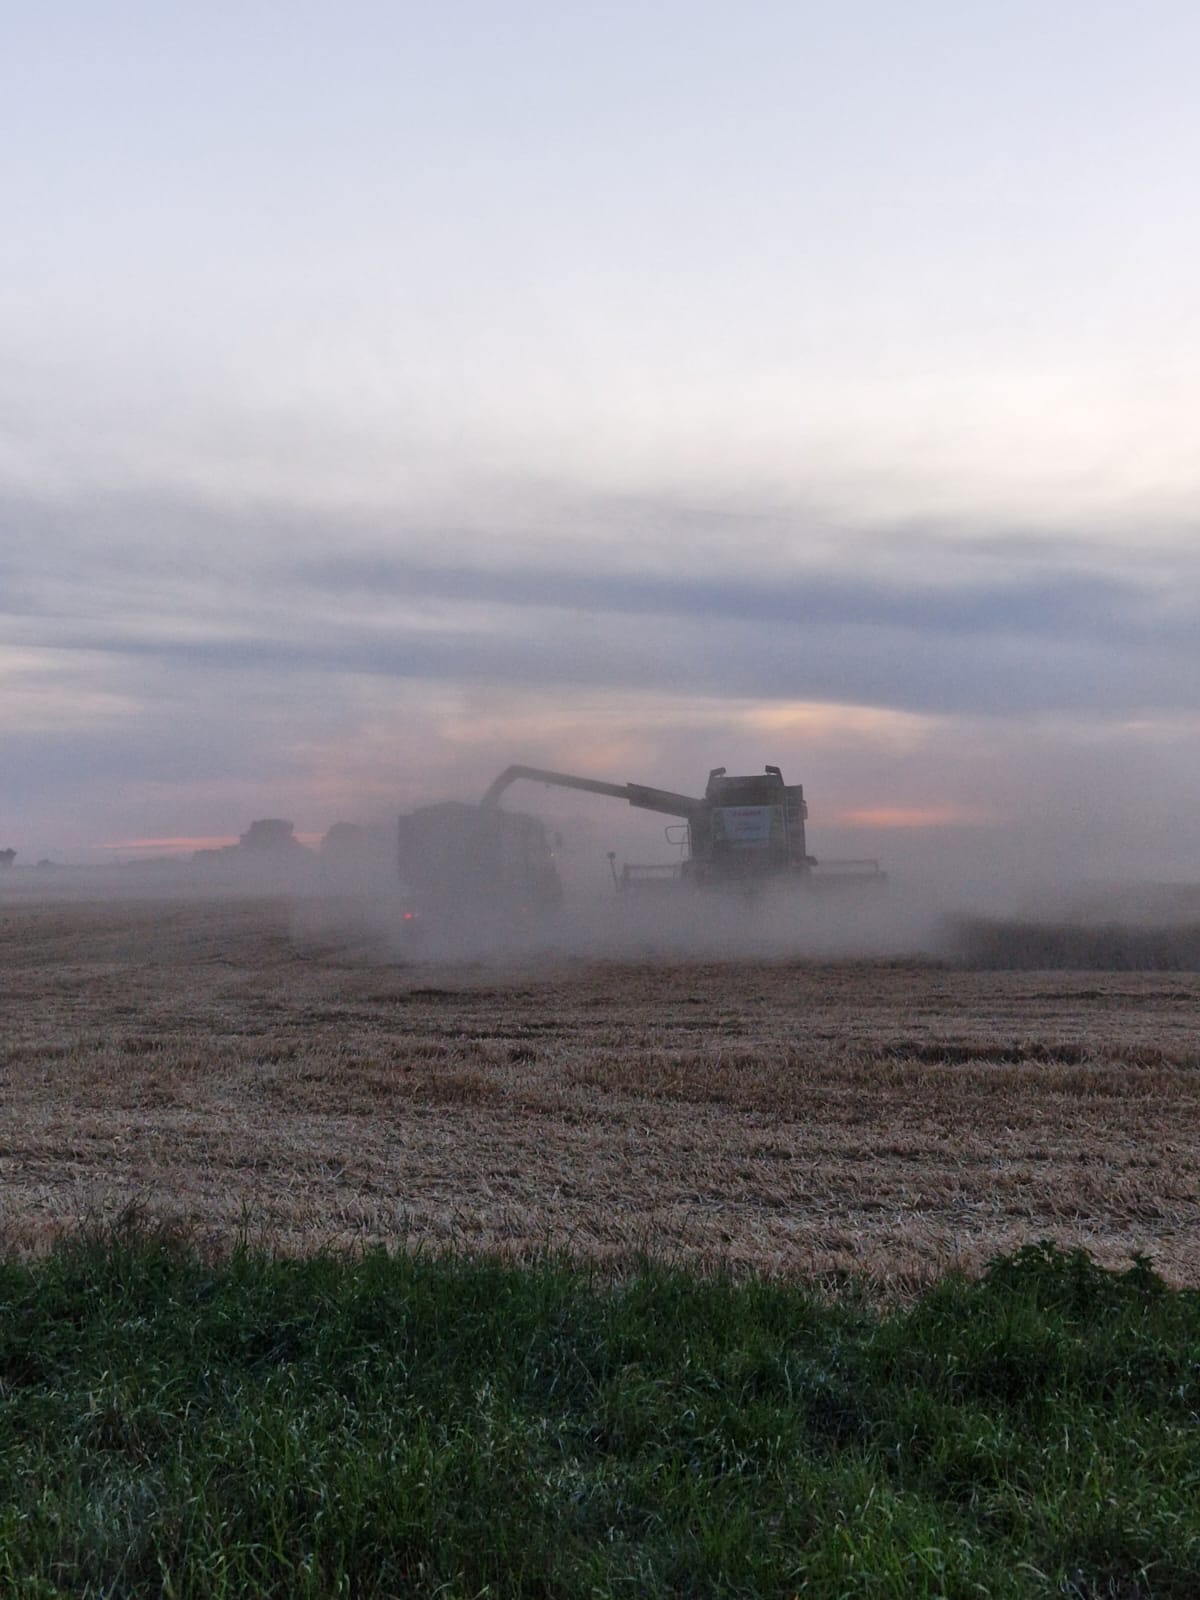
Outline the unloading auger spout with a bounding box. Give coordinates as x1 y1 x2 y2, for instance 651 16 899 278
480 764 706 820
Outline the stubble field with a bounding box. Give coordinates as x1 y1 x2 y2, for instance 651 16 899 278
4 891 1198 1288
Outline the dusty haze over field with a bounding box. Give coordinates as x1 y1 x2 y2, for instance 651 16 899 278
3 4 1199 896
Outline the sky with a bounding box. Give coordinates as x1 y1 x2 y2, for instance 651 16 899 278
3 2 1199 884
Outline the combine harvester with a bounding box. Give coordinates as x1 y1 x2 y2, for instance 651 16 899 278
395 764 883 944
481 764 884 895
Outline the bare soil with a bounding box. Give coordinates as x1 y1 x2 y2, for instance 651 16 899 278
2 895 1199 1287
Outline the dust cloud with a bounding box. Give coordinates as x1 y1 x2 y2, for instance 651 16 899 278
5 760 1198 972
282 801 1200 971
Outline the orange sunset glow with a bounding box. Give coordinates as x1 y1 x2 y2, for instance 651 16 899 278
102 834 324 854
833 805 992 830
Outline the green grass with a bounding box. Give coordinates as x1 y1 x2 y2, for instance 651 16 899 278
1 1230 1198 1598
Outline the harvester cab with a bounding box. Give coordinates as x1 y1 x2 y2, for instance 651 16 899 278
694 765 813 884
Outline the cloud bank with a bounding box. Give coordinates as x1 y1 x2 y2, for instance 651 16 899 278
2 482 1197 888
